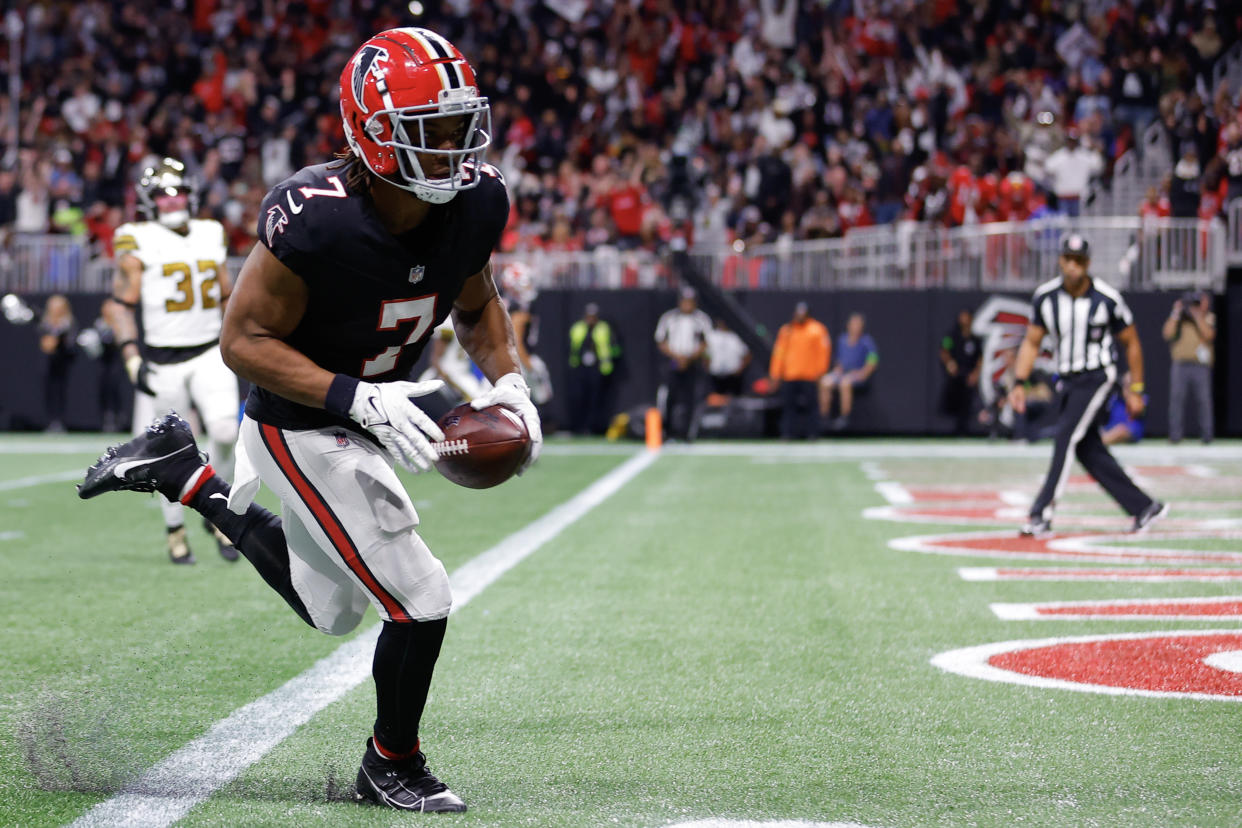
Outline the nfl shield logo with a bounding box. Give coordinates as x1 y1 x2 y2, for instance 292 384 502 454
409 265 425 284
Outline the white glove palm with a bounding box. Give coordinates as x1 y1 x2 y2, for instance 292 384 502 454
470 372 542 473
349 380 446 473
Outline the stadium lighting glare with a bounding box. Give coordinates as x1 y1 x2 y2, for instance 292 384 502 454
408 1 424 15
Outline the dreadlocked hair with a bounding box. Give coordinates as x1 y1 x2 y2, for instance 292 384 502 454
330 150 373 194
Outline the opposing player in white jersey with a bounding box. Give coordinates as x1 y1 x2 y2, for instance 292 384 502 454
108 157 240 564
419 319 492 402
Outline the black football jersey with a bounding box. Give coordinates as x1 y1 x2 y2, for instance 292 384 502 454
245 160 509 433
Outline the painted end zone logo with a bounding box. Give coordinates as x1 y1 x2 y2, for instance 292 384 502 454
933 630 1242 700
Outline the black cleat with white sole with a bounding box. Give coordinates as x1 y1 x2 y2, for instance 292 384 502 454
1019 517 1052 538
78 413 205 503
355 738 466 813
1131 500 1169 533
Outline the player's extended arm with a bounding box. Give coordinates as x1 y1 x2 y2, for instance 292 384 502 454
222 244 445 473
1007 323 1047 414
452 263 522 383
453 263 542 471
221 243 327 407
1115 324 1146 417
108 255 154 395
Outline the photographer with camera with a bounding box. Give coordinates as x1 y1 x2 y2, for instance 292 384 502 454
1162 290 1215 444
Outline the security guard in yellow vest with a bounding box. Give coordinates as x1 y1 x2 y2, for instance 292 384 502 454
568 303 619 434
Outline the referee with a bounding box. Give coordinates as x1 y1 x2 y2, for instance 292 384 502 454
655 287 713 439
1008 233 1167 536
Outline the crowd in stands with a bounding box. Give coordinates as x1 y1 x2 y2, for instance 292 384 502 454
0 0 1239 266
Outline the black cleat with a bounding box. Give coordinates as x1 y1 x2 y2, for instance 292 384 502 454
1131 501 1169 533
1019 517 1052 538
167 525 195 565
354 738 466 813
78 413 205 502
204 517 239 562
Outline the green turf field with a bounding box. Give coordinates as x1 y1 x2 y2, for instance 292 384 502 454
2 435 1241 827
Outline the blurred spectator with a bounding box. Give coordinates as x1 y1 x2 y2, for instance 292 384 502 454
84 298 127 432
0 0 1236 256
769 301 830 440
1168 145 1202 219
1042 131 1104 216
1020 111 1065 194
1163 291 1215 444
37 294 76 433
1111 51 1159 139
0 166 17 229
567 302 619 435
15 161 50 234
939 309 982 435
654 287 711 440
1223 121 1242 205
1139 184 1171 219
705 317 750 398
820 312 879 431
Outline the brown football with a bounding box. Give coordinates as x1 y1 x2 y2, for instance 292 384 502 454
433 403 531 489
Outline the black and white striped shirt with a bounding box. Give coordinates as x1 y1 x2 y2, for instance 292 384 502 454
654 308 713 358
1030 275 1133 375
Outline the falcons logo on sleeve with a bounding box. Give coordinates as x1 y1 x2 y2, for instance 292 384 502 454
265 204 289 245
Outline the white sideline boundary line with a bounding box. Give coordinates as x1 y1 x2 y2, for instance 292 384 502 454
70 450 658 828
0 470 83 492
991 594 1242 621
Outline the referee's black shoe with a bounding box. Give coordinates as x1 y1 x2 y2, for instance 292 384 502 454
1131 501 1169 534
1019 517 1052 538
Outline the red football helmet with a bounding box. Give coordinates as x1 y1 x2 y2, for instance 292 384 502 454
339 28 492 204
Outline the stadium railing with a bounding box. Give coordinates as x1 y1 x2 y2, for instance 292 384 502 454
0 216 1229 296
1228 197 1242 267
673 216 1225 292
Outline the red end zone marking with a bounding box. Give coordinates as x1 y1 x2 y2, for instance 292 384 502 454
932 630 1242 700
891 531 1242 565
960 567 1242 582
992 596 1242 620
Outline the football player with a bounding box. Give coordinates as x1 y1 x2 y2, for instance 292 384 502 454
500 261 553 406
108 157 240 564
80 28 541 813
419 318 492 402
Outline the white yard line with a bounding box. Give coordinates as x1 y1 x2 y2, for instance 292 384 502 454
70 449 658 828
0 470 84 492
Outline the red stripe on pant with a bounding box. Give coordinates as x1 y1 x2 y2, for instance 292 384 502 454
259 423 412 622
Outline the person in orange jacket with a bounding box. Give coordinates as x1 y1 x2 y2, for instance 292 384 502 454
769 301 831 439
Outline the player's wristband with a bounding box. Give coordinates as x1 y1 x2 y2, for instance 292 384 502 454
1129 382 1145 393
324 374 360 417
118 339 137 350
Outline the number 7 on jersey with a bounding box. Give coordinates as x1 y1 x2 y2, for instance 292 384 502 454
361 295 437 377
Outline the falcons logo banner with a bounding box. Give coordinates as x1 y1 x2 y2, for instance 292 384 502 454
970 296 1053 407
265 204 289 246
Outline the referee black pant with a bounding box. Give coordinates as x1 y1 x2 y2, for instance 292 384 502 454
1030 368 1154 522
